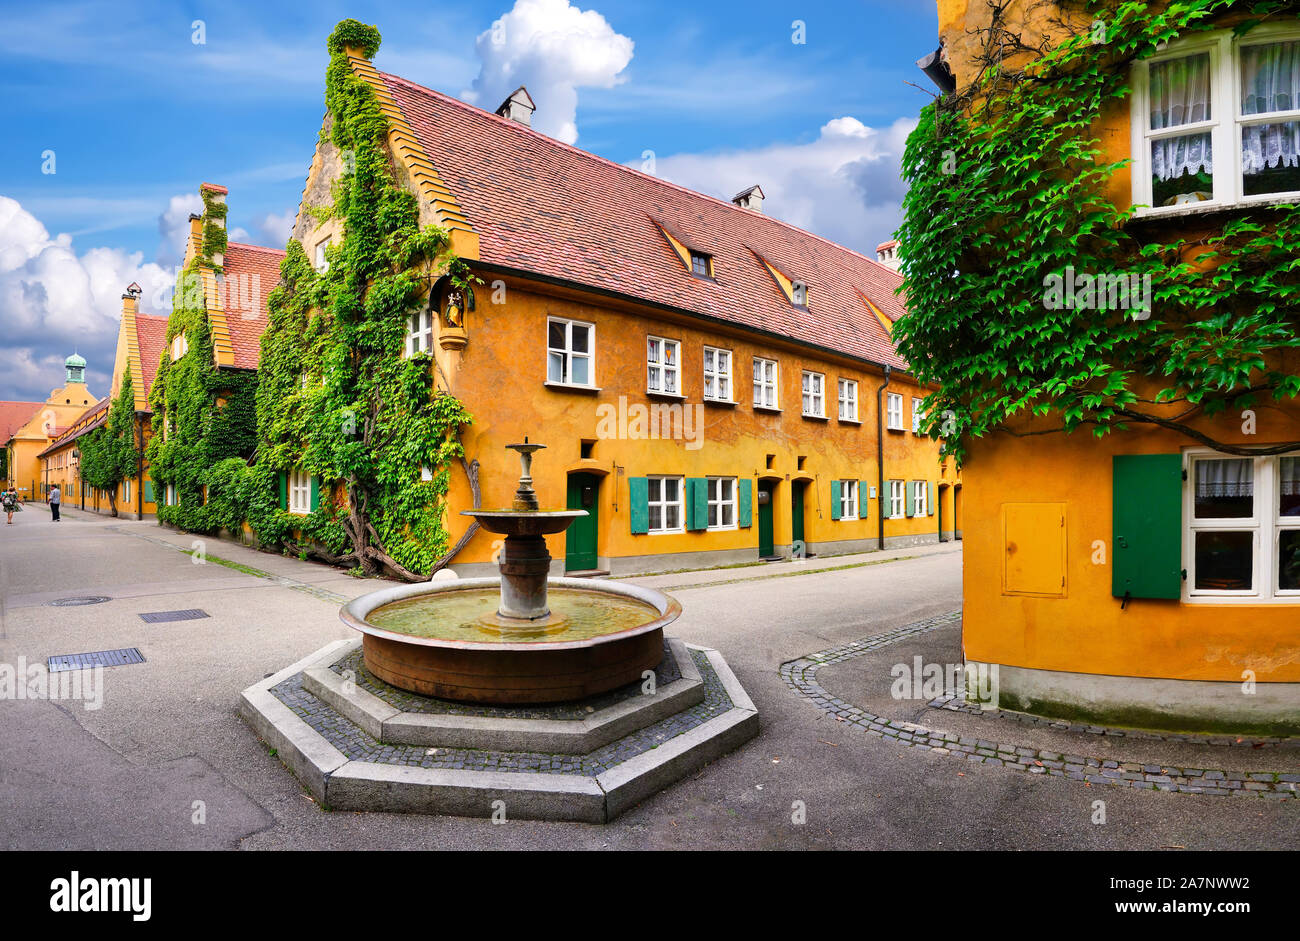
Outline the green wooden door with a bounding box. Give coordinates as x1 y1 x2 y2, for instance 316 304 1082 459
758 482 775 558
565 473 600 571
791 481 805 548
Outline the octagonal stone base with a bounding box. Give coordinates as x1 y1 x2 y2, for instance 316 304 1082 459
239 637 758 822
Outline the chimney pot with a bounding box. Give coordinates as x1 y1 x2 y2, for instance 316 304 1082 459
731 185 765 213
496 86 537 127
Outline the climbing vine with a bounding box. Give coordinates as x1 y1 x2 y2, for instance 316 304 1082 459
248 18 474 579
79 372 141 517
894 0 1300 462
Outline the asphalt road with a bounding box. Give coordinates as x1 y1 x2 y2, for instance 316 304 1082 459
1 505 1294 850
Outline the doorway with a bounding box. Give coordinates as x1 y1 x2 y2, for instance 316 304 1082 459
757 480 778 559
565 473 600 571
790 480 806 555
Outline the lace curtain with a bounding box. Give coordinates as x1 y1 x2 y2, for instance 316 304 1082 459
1151 54 1213 182
1282 457 1300 497
1241 41 1300 175
1196 458 1253 498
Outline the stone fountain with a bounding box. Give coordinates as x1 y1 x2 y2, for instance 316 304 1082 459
239 442 757 822
339 441 679 703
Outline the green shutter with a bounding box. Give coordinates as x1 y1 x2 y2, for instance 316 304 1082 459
926 481 934 517
1113 454 1184 600
278 471 288 510
686 478 708 531
310 476 322 512
860 480 869 519
629 477 649 534
831 480 842 520
144 481 154 503
738 479 752 527
906 481 917 517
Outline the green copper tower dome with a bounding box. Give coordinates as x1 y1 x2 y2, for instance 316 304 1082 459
65 353 87 384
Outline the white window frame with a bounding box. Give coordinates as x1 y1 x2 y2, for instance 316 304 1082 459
646 475 685 534
889 479 906 519
912 397 926 434
707 477 738 531
546 316 595 388
171 332 188 361
886 392 904 430
646 336 681 396
703 346 733 402
166 483 176 507
122 478 131 503
1131 24 1300 216
839 480 859 521
1184 449 1300 603
314 238 331 273
405 309 433 357
791 280 808 307
914 480 928 517
838 378 859 421
753 357 779 410
288 469 312 516
801 371 825 418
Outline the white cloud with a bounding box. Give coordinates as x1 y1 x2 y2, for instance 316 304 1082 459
254 211 294 248
642 116 918 255
0 196 174 401
465 0 633 144
157 192 203 265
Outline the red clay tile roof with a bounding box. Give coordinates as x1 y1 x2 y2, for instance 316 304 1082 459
0 400 42 443
379 71 910 371
38 398 109 457
136 313 169 401
222 242 284 370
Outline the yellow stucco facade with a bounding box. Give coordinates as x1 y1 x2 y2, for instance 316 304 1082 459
4 371 97 503
936 0 1299 730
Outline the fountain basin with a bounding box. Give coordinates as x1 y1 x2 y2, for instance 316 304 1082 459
341 577 681 704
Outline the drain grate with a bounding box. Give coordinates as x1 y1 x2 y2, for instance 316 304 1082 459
47 648 146 672
138 609 209 623
46 596 112 607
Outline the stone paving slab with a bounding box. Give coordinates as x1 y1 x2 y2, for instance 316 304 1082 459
781 612 1299 801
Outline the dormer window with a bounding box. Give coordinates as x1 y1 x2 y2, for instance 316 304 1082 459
792 280 808 307
690 251 712 278
170 332 188 361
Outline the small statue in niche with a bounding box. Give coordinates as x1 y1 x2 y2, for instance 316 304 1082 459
444 289 465 328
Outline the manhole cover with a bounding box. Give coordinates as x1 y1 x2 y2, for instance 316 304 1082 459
138 609 209 623
47 648 146 672
46 596 112 607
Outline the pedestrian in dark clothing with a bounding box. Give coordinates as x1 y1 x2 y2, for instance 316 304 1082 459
49 485 61 522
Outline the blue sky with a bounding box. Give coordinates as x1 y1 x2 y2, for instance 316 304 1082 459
0 0 940 401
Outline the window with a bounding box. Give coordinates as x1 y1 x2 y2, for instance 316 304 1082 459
707 477 737 530
912 397 926 434
1186 452 1300 601
166 483 176 507
170 332 188 361
839 480 859 521
547 317 594 387
753 357 779 409
288 470 312 515
405 309 432 357
889 480 906 519
791 280 808 307
886 392 904 430
801 371 825 417
314 238 331 273
647 476 684 533
690 251 712 278
703 346 732 401
1133 27 1300 214
914 480 929 516
122 478 131 503
646 336 681 395
838 378 858 421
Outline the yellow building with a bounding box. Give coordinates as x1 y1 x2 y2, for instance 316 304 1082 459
3 356 97 502
38 287 168 518
931 0 1298 732
282 41 959 576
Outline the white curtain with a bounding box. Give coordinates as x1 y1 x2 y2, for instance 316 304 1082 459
1241 41 1300 175
1282 457 1300 497
1151 54 1213 181
1196 458 1253 498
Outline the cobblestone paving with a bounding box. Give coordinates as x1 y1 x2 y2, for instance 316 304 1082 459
928 693 1300 750
272 649 733 776
327 639 682 720
781 611 1299 801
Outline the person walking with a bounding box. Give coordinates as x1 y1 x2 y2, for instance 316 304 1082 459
49 484 61 522
2 486 18 524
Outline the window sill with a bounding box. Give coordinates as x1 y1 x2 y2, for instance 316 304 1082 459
545 381 602 393
753 404 782 414
703 397 738 407
886 425 906 433
647 529 686 536
838 516 860 523
802 412 829 421
646 389 685 401
839 417 862 425
706 524 739 533
1128 195 1300 225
